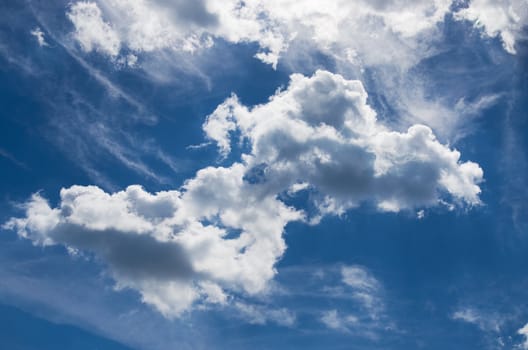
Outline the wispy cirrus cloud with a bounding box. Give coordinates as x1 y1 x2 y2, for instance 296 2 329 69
320 265 388 336
0 148 29 170
452 307 503 332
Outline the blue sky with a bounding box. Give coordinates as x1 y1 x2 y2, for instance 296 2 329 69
1 0 528 349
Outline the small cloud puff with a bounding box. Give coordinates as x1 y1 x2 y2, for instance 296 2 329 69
452 307 502 333
30 27 48 47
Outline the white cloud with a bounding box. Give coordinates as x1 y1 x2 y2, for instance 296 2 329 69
233 302 296 326
66 0 214 57
452 307 502 332
455 0 528 54
60 0 508 144
30 27 48 47
519 323 528 349
342 266 380 292
5 70 483 318
67 2 121 57
63 0 453 68
455 94 503 117
246 0 452 67
321 309 359 332
341 266 384 320
276 264 389 334
4 175 301 317
204 70 483 214
59 0 516 145
319 266 386 335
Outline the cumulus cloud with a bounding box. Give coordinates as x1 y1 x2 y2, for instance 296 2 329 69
67 2 121 57
66 0 213 57
61 0 514 145
5 70 483 318
4 175 300 317
205 70 483 214
63 0 455 68
60 0 520 146
455 0 528 54
66 0 526 65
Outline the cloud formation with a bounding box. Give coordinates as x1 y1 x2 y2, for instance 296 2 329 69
455 0 528 54
321 309 359 332
320 265 385 333
67 2 121 56
5 178 300 317
452 307 502 332
5 70 483 317
205 70 483 214
519 323 528 349
60 0 516 147
63 0 453 68
233 302 296 326
341 266 384 318
65 0 528 70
